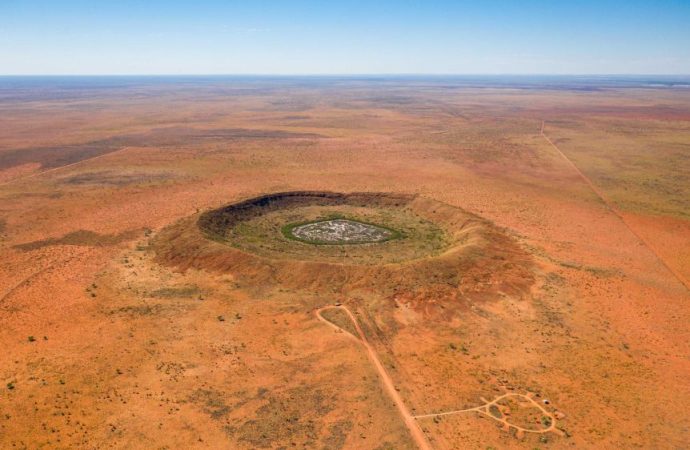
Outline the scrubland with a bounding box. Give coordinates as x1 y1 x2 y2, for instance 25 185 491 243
0 78 688 449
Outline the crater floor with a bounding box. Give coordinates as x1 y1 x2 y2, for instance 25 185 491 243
288 218 396 244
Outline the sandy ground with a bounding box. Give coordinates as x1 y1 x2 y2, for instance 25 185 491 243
0 79 689 449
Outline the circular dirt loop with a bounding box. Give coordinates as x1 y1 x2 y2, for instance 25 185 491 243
287 219 397 244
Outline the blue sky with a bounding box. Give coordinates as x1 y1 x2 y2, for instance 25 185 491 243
1 0 689 75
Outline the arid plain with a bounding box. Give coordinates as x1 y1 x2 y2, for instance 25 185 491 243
1 77 689 449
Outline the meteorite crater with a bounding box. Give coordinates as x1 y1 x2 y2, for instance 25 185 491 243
192 191 449 264
286 218 398 244
153 191 535 302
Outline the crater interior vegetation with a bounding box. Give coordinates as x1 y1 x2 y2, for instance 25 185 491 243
283 218 400 245
197 192 449 264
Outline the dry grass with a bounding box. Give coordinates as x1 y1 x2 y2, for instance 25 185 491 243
0 79 688 449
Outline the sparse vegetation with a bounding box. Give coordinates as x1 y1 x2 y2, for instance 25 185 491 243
196 191 449 265
1 77 688 450
150 285 200 298
320 308 358 338
283 218 400 245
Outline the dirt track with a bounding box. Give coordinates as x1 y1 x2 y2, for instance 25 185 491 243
541 120 689 292
316 305 432 450
317 305 565 448
1 80 689 449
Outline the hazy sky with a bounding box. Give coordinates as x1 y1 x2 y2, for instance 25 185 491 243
2 0 689 75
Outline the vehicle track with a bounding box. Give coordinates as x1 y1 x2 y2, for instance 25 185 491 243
0 147 130 187
316 305 432 450
414 392 561 437
316 305 563 448
0 257 73 316
541 121 689 292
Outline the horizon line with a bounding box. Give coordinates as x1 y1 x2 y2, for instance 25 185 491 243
1 73 690 78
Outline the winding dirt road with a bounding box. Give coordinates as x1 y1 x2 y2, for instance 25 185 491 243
316 305 433 450
317 304 563 448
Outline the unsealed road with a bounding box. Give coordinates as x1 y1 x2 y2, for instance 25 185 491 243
316 305 432 450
